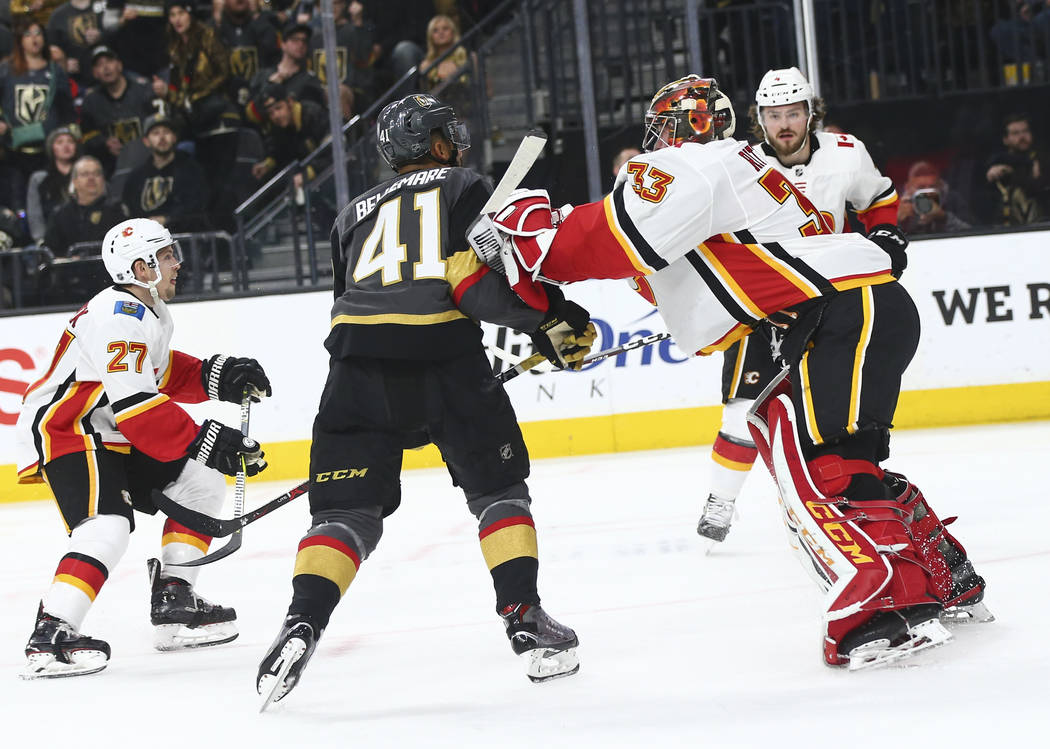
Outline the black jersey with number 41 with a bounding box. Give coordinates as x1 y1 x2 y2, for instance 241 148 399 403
326 166 544 361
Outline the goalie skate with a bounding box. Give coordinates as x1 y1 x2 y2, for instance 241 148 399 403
500 603 580 683
837 604 953 671
20 605 110 680
257 615 321 712
148 558 238 651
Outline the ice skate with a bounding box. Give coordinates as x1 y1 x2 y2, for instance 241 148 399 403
20 604 111 680
148 558 238 651
257 615 322 711
836 603 953 671
941 560 994 624
500 603 579 683
697 494 736 543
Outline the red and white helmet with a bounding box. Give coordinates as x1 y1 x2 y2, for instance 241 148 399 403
102 218 181 294
755 67 815 139
642 75 736 152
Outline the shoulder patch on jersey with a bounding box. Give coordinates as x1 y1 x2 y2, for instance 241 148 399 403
834 133 856 148
114 300 146 320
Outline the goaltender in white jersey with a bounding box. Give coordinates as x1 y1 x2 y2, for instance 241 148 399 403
695 67 907 544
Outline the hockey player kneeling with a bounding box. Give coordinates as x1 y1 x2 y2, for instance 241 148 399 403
473 76 992 670
16 218 272 679
257 95 589 709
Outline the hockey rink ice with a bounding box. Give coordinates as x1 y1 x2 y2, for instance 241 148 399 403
1 420 1046 747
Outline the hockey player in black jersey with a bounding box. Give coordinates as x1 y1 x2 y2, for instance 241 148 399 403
257 94 596 708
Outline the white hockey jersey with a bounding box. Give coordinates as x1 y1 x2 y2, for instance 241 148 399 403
16 286 207 483
542 138 896 355
757 131 898 234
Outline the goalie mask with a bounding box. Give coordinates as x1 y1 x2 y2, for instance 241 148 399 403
102 218 182 297
642 75 736 152
376 94 470 170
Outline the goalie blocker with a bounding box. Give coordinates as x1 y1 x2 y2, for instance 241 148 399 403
746 371 989 669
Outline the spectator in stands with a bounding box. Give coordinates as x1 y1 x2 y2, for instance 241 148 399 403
249 80 328 189
985 112 1048 225
990 1 1042 68
156 0 240 230
217 0 282 108
0 17 76 209
101 0 169 78
122 113 210 233
420 14 476 120
47 0 104 90
898 161 971 236
248 19 326 117
81 46 159 176
610 146 640 179
44 155 128 255
308 0 376 119
0 21 12 62
25 125 79 242
370 0 434 84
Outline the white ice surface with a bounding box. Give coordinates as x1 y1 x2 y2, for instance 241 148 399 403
1 422 1047 747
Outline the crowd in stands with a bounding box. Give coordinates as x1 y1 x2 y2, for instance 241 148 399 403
0 0 493 302
0 0 1048 309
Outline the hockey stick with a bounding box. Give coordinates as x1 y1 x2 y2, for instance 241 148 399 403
496 332 673 384
163 390 251 565
482 129 547 214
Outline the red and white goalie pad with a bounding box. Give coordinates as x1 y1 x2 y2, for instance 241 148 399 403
745 371 936 665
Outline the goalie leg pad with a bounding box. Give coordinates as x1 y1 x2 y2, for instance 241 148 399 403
746 377 940 665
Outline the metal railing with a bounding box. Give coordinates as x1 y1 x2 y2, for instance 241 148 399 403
0 232 233 312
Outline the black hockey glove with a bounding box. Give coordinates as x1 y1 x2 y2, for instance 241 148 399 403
866 224 909 279
188 419 268 477
201 354 272 403
530 298 598 370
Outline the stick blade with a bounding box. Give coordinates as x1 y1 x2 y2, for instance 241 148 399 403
168 531 242 567
481 130 548 214
151 489 232 537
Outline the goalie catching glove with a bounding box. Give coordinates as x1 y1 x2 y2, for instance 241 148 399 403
531 294 597 370
188 419 268 477
865 224 908 279
201 354 272 403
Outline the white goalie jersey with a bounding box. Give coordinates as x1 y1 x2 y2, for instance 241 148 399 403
587 138 895 355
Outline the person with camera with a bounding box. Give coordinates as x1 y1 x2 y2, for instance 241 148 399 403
984 112 1048 225
899 162 971 236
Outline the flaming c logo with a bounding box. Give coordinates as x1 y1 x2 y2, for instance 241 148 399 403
122 227 134 236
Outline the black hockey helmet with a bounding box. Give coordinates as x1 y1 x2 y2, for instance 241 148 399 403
376 94 470 171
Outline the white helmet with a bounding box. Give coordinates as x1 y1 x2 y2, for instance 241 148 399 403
102 218 180 295
754 67 816 148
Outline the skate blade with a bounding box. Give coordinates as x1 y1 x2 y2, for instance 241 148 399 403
259 638 308 713
20 650 109 680
846 619 953 671
525 646 580 683
153 622 239 651
941 600 995 625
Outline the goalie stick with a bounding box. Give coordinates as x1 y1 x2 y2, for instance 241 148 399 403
496 331 673 383
482 129 547 214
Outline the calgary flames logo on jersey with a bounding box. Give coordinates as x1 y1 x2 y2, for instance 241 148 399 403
14 84 48 124
140 176 174 213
